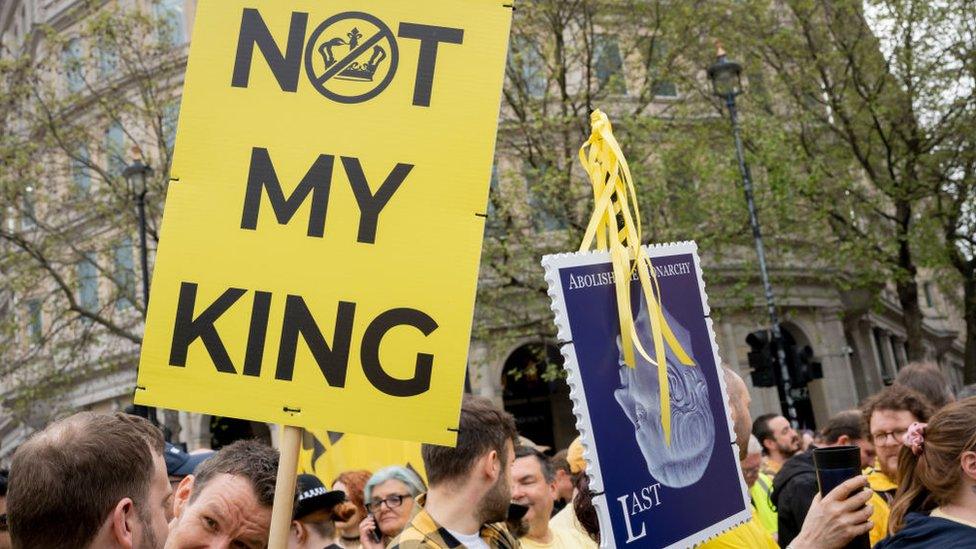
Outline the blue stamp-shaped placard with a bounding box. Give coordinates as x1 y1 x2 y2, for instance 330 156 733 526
542 242 750 548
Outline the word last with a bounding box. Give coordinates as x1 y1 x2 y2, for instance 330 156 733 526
617 482 663 543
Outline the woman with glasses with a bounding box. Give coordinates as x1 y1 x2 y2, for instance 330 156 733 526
359 466 427 548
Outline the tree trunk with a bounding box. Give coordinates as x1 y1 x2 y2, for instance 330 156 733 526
964 272 976 384
896 202 926 362
896 275 926 361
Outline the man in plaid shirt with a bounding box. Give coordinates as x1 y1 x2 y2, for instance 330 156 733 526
389 395 520 549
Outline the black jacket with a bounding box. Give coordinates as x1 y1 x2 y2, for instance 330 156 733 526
770 449 818 547
875 512 976 548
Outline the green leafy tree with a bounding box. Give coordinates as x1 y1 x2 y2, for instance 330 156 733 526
720 0 975 375
477 0 777 375
0 1 184 427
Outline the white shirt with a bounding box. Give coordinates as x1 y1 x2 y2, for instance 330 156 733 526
444 528 490 549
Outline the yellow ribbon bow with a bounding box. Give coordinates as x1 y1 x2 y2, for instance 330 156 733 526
578 110 695 446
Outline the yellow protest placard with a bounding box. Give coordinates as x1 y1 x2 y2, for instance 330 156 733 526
298 431 426 485
135 0 512 446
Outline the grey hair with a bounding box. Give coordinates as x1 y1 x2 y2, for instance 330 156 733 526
747 434 763 456
364 466 426 502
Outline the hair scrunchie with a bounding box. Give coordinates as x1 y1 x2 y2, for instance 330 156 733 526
903 422 927 456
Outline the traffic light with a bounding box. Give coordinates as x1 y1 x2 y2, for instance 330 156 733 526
786 344 824 388
745 330 776 387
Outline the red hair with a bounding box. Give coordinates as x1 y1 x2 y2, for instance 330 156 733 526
334 469 372 517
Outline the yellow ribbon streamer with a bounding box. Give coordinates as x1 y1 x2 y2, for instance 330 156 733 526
578 110 695 446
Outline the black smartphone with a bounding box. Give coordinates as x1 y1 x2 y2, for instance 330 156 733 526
813 446 870 549
367 512 382 543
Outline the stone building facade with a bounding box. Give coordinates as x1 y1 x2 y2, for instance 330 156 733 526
0 0 967 461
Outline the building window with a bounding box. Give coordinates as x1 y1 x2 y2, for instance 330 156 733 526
593 34 626 95
889 336 905 370
640 38 677 98
98 43 118 78
64 38 84 92
524 161 564 231
485 163 504 237
163 100 180 155
114 238 136 310
923 282 934 308
77 255 99 312
73 146 91 195
157 0 186 46
21 190 36 230
105 121 126 175
872 328 892 382
511 38 546 98
26 299 42 344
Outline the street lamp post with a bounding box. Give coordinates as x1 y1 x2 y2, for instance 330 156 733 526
123 160 153 308
707 48 797 425
123 158 158 428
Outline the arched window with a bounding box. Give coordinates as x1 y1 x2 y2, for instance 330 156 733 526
501 343 578 450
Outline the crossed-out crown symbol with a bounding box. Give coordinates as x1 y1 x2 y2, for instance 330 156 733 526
318 26 388 82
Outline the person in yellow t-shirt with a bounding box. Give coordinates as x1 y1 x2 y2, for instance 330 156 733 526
510 446 579 548
548 437 598 548
699 507 778 549
548 504 597 549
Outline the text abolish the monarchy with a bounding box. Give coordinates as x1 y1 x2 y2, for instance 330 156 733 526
566 261 692 291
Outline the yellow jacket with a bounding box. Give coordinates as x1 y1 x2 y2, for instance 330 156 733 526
867 490 890 546
749 472 778 535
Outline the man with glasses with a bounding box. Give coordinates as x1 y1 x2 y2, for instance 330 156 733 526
860 384 934 503
772 410 890 547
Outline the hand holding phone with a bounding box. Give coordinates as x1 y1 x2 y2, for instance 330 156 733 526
358 513 383 548
367 512 382 543
813 446 871 549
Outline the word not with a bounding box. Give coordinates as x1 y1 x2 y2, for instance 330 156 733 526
240 147 412 243
168 282 437 397
616 482 663 543
232 9 463 106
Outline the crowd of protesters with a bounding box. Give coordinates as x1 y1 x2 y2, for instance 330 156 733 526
0 363 973 548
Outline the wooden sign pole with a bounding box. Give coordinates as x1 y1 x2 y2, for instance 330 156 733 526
268 425 304 549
